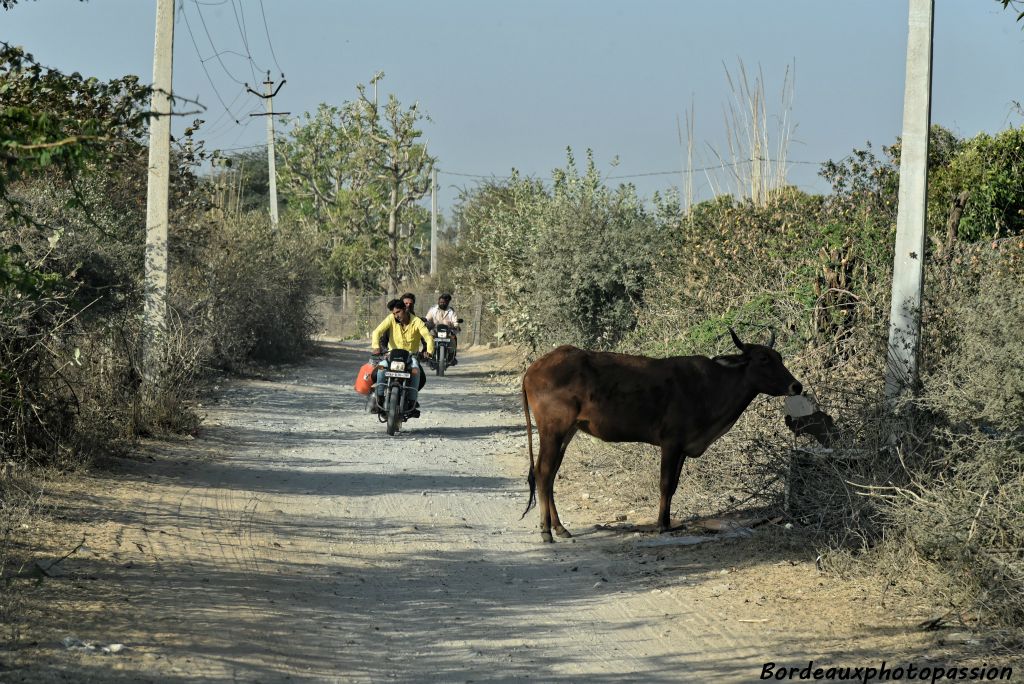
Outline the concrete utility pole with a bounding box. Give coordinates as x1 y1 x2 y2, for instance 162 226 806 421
143 0 174 386
247 74 288 228
264 77 280 228
885 0 934 401
430 167 438 276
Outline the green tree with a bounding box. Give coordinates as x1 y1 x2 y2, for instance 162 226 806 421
278 103 359 230
930 127 1024 242
346 73 434 293
277 74 434 293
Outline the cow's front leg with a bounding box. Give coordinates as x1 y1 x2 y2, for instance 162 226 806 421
656 445 686 532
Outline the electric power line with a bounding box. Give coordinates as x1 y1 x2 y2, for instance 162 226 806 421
180 0 289 145
607 158 822 180
223 107 263 147
179 1 242 124
438 157 825 183
191 0 247 85
202 85 248 134
229 0 263 85
258 0 285 77
216 143 268 153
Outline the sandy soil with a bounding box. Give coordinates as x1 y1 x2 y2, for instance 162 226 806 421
0 341 1009 682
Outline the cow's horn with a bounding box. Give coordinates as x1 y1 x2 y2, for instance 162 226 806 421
766 329 776 349
729 327 745 351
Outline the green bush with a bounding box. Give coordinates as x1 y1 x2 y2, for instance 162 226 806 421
884 250 1024 638
450 149 658 352
930 127 1024 242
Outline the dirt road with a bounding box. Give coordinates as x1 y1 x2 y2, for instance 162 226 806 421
6 342 979 682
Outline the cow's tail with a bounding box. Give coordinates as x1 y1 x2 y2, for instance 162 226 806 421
520 384 537 519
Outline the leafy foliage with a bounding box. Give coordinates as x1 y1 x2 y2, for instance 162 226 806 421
0 43 320 465
450 149 657 352
929 127 1024 241
278 74 434 293
1 43 151 292
999 0 1024 23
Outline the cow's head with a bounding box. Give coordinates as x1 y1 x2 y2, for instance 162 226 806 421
714 328 802 396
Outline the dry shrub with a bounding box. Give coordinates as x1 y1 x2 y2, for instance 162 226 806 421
0 210 320 466
72 308 204 440
0 289 79 465
0 471 45 642
197 214 320 370
0 286 203 466
875 243 1024 641
621 190 897 531
791 240 1024 643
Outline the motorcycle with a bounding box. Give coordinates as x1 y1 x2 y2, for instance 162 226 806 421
429 318 463 376
366 349 421 435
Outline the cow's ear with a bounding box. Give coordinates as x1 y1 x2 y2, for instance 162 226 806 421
713 354 748 369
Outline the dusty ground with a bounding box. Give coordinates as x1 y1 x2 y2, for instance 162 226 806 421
0 341 1013 682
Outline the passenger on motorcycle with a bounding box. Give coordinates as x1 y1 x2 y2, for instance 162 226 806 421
400 292 418 317
400 292 429 355
371 299 434 412
425 293 460 365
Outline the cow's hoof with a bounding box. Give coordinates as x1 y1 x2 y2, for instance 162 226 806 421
541 531 554 543
554 527 573 538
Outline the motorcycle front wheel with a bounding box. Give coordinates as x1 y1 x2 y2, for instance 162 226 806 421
437 347 447 376
386 385 402 435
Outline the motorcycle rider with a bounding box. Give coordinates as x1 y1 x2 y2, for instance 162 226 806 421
425 293 461 365
371 299 434 416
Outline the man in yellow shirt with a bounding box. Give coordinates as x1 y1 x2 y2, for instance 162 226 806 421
371 299 434 413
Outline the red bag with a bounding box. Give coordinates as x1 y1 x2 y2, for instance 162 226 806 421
354 362 376 395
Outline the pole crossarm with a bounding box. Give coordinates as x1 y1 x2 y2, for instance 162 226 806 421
245 77 287 100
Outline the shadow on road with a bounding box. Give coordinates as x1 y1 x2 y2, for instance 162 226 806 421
22 483 950 682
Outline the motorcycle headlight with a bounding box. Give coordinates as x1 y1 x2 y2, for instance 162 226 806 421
389 360 406 371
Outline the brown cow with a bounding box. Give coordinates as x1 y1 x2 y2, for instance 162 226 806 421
521 328 802 543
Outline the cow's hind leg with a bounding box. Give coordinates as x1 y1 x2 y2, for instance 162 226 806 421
535 429 565 543
656 444 686 533
548 427 578 538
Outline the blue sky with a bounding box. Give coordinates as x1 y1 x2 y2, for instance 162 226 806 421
4 1 1023 212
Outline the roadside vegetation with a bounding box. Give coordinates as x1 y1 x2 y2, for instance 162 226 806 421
0 43 319 628
445 124 1024 645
